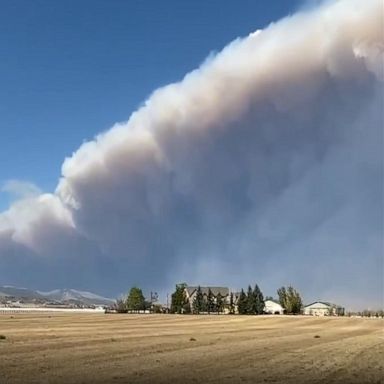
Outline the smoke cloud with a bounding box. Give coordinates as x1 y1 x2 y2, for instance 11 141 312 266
0 0 382 309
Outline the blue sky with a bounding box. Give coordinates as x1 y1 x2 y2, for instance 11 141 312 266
0 0 299 211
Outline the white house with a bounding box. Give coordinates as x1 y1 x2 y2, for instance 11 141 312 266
264 299 284 314
303 301 345 316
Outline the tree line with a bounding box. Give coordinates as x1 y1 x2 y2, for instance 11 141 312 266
170 282 303 315
346 310 384 318
236 285 264 315
192 286 225 314
115 283 304 315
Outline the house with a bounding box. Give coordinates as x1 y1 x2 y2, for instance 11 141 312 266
303 301 345 316
264 299 284 314
184 286 229 312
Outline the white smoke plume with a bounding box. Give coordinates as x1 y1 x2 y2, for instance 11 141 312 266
0 0 382 309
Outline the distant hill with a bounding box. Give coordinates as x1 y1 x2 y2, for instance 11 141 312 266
38 289 115 306
0 286 46 300
0 285 114 306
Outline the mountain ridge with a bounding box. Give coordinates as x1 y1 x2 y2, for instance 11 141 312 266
0 285 114 306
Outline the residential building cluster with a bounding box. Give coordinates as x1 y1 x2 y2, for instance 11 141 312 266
180 285 344 316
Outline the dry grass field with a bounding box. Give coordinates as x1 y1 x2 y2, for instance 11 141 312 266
0 314 383 384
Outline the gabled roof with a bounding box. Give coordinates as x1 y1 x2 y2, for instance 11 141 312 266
264 299 282 306
185 286 229 297
304 301 342 308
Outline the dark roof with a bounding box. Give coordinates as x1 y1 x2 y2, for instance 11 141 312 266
185 286 229 297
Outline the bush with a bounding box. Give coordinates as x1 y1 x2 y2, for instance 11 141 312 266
0 335 6 340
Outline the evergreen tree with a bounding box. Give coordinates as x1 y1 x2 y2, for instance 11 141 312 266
254 284 265 315
192 286 204 314
238 289 248 315
246 285 256 314
171 283 187 314
126 287 145 313
229 292 235 314
201 296 208 313
216 292 224 314
207 288 215 314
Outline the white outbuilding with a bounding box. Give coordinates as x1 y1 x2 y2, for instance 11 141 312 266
303 301 344 316
264 299 284 314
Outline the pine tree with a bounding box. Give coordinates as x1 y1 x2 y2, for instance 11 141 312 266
171 283 187 314
126 287 145 313
192 286 204 314
207 288 215 314
254 284 265 315
238 289 248 315
229 292 235 314
246 285 256 314
216 292 224 314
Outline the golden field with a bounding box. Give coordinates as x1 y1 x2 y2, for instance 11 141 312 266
0 314 383 384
